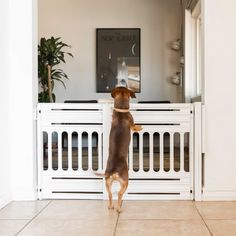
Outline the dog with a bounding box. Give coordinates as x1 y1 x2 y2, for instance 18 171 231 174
96 86 142 213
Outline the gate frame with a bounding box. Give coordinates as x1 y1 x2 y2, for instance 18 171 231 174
37 102 202 200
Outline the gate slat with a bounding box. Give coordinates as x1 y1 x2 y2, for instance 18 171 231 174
129 133 134 173
48 132 52 171
88 132 92 170
58 131 62 170
68 132 72 170
98 132 102 171
159 132 164 172
170 132 174 172
139 133 143 172
180 133 185 172
149 132 154 172
78 132 82 171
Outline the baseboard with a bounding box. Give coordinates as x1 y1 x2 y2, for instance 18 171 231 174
11 186 37 201
0 194 12 209
202 187 236 201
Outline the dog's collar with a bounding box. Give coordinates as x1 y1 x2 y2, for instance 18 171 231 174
113 108 130 113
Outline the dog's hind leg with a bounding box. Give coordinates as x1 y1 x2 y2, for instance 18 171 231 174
116 178 128 213
105 177 114 210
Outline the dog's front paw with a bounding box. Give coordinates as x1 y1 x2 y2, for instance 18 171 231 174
115 206 122 213
131 125 143 132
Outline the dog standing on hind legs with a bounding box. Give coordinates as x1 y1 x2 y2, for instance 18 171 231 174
96 86 142 213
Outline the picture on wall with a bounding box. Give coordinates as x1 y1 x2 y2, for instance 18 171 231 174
96 28 140 92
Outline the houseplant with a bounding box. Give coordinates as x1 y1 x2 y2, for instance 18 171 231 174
38 37 73 102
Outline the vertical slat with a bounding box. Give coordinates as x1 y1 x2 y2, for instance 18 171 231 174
98 132 102 171
78 132 82 171
180 132 185 171
88 132 92 170
187 132 191 173
129 132 134 173
48 131 52 171
159 132 164 172
149 132 154 172
170 132 174 172
139 133 143 171
68 131 72 170
58 131 62 170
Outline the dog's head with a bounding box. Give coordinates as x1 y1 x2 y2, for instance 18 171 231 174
111 86 136 109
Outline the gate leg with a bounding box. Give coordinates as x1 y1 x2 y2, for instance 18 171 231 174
105 177 114 209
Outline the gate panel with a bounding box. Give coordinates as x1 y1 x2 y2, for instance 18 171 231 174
121 104 193 200
37 103 104 199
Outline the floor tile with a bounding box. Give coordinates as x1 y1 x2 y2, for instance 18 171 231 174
0 201 50 220
116 219 211 236
120 201 201 220
195 201 236 219
206 220 236 236
0 220 29 236
37 200 118 220
18 218 116 236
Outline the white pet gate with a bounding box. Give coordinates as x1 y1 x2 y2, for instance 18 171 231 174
37 103 199 200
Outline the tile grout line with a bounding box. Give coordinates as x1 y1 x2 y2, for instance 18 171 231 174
194 203 213 236
113 212 120 236
15 200 52 236
113 201 124 236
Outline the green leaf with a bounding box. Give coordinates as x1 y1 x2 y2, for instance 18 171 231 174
38 36 73 95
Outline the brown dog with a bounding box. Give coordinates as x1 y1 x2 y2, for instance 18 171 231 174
99 86 142 213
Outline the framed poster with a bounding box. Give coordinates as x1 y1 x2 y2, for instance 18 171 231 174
96 28 140 92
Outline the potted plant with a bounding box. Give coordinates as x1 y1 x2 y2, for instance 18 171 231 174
38 37 73 102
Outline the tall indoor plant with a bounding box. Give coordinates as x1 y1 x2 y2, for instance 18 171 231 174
38 37 73 102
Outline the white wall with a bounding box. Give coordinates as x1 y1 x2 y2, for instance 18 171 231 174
38 0 182 102
202 0 236 200
0 0 11 208
0 0 37 208
7 0 37 201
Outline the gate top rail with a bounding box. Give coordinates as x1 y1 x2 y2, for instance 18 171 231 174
37 103 104 111
37 102 192 111
37 103 104 126
37 103 193 127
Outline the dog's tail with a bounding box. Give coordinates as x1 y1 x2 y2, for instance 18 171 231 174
94 172 108 178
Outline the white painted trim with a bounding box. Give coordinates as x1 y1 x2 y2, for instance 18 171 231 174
11 187 37 201
184 1 203 102
202 188 236 201
193 102 202 201
184 9 196 102
201 104 206 154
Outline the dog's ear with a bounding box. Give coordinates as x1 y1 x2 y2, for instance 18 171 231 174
129 89 136 98
111 87 119 98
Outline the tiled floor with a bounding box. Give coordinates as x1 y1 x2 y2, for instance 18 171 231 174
1 200 236 236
